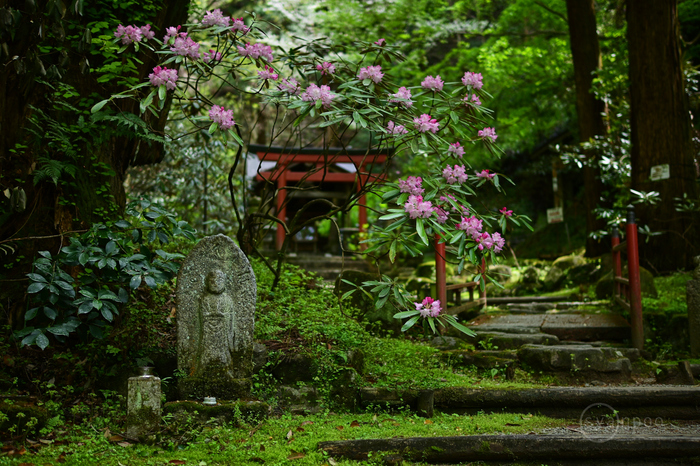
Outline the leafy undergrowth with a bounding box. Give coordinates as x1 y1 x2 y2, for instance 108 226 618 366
643 271 691 315
1 411 568 466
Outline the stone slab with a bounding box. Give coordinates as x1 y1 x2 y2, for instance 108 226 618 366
319 435 700 463
469 313 631 341
475 331 559 350
518 344 631 375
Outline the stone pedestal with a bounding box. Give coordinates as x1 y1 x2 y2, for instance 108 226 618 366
687 256 700 358
126 367 161 440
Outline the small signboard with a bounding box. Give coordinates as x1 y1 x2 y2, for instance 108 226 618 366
650 164 670 181
547 207 564 224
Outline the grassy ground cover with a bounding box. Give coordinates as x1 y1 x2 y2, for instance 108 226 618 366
1 411 568 465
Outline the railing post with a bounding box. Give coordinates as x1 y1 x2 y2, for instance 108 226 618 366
434 234 447 310
626 205 644 350
480 257 487 307
611 226 621 300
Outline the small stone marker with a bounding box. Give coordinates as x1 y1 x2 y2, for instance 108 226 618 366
687 256 700 358
126 366 161 440
177 234 256 400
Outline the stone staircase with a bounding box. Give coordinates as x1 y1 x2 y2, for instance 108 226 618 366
283 253 377 281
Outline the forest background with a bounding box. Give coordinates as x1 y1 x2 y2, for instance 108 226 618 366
1 0 699 336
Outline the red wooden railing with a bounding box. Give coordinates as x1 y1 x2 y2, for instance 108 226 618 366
434 234 487 314
611 205 643 350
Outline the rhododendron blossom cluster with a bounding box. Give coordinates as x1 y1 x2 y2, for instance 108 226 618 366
387 121 408 134
389 87 413 107
442 165 468 184
237 43 273 62
358 65 384 84
258 66 278 81
148 66 178 90
404 195 434 219
114 24 154 44
301 83 335 109
448 142 465 158
476 169 496 180
415 297 441 318
479 127 498 142
170 34 200 59
398 176 424 196
201 9 230 28
413 114 439 133
208 105 235 130
421 75 444 91
462 71 483 90
201 49 222 63
278 77 300 95
316 62 336 75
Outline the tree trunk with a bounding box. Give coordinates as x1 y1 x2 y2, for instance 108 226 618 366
565 0 608 257
627 0 699 272
0 0 190 327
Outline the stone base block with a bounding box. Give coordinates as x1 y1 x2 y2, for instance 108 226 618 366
164 400 269 426
178 376 251 401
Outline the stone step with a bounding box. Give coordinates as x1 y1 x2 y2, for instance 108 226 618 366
442 349 518 369
469 313 631 341
467 331 560 350
319 434 700 464
518 344 637 377
359 386 700 420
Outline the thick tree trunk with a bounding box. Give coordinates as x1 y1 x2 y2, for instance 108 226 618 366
627 0 699 272
565 0 609 258
0 0 190 327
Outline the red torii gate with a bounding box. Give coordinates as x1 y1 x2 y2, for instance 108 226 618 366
249 145 391 251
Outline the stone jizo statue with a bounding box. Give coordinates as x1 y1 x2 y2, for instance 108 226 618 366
177 235 256 400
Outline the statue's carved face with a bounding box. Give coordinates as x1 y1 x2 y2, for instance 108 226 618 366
205 270 227 294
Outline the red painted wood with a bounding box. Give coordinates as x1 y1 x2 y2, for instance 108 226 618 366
435 234 447 311
626 207 643 350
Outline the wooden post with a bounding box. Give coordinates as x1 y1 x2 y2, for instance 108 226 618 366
435 234 447 309
626 205 644 350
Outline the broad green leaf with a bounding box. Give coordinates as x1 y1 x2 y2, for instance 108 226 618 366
401 315 420 332
416 219 429 245
35 333 49 350
90 99 109 113
27 282 46 293
393 310 420 319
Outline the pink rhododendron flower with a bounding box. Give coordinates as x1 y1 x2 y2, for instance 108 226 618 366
202 9 230 27
478 127 498 142
389 87 413 107
231 18 250 33
170 34 200 59
413 114 439 133
398 176 424 196
301 83 335 109
404 195 434 219
475 169 496 180
435 207 449 224
465 94 481 106
148 66 178 90
201 49 222 63
163 26 180 43
258 66 279 81
500 207 513 217
278 77 301 95
387 121 408 134
491 231 505 253
415 297 441 318
358 65 384 83
374 38 386 46
140 25 155 40
442 165 468 184
462 71 483 90
209 105 235 130
316 61 336 75
456 216 483 240
114 25 143 44
421 75 444 91
237 43 274 62
448 142 464 158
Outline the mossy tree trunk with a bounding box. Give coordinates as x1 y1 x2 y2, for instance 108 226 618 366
565 0 609 258
627 0 699 272
0 0 190 327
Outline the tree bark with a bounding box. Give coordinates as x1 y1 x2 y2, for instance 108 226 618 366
627 0 699 272
565 0 608 257
0 0 190 327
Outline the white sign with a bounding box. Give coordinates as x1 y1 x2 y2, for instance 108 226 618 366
650 164 670 181
547 207 564 224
